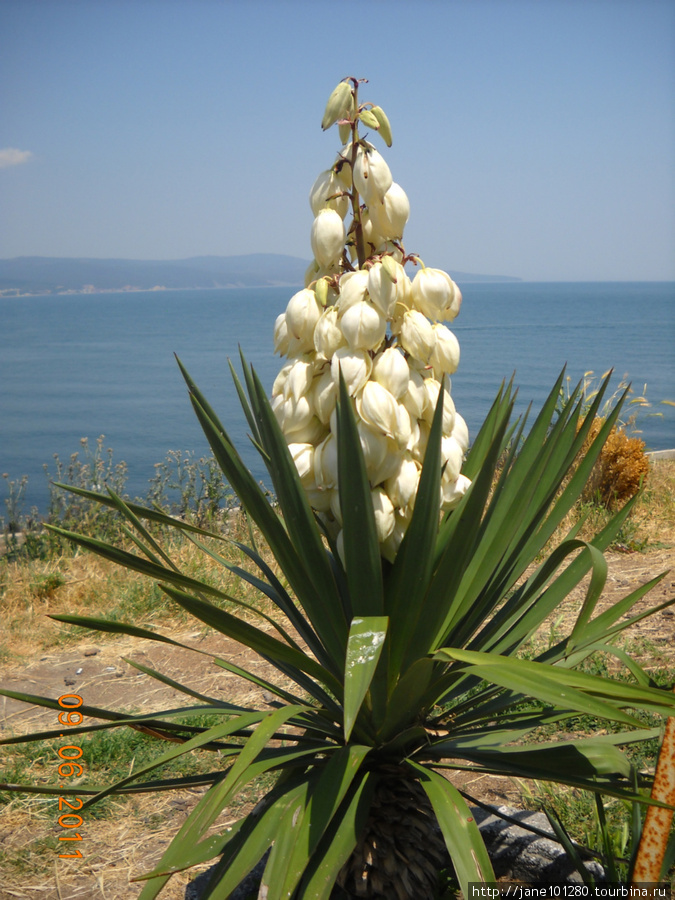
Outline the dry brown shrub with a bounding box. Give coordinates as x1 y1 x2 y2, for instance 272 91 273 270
581 418 650 509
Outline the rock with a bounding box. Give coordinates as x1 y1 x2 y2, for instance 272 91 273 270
186 853 269 900
184 806 605 898
83 647 100 657
471 805 605 884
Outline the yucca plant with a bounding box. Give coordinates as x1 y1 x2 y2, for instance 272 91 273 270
2 78 675 899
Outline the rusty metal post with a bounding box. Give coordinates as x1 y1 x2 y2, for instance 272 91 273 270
632 705 675 884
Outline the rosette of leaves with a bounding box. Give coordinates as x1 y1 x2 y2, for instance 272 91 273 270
2 364 675 898
2 79 675 899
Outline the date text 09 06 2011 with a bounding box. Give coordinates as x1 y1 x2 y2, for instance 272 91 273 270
55 693 86 859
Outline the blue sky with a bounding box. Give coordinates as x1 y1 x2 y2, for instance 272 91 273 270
1 0 673 281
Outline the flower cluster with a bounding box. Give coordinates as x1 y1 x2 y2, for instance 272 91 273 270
272 78 470 560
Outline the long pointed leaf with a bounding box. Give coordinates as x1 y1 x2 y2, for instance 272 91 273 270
343 616 388 741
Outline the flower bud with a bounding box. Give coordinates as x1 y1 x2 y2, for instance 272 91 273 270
399 309 436 363
331 346 372 396
311 209 346 268
370 105 393 147
352 141 392 205
321 80 353 131
309 169 349 219
430 323 460 377
340 300 387 352
368 182 410 240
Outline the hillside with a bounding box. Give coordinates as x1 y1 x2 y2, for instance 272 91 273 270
0 254 521 296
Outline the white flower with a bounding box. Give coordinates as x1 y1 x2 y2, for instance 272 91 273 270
360 209 386 253
336 270 369 313
311 209 346 268
310 368 338 424
356 420 388 480
304 259 321 288
334 143 354 188
352 141 392 205
314 307 346 359
385 456 421 511
368 182 410 240
399 309 436 362
331 346 372 395
451 413 470 454
372 347 410 400
339 300 387 352
441 473 471 511
284 357 314 403
367 259 411 318
409 419 430 462
411 267 460 322
441 435 464 483
371 487 395 542
285 289 322 345
430 323 460 377
288 442 316 487
394 402 412 450
273 315 291 357
357 380 399 439
401 367 427 420
422 378 456 434
309 169 349 219
380 511 410 563
314 433 338 489
272 394 314 437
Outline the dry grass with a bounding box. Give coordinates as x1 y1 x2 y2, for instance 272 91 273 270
0 514 279 664
0 464 673 897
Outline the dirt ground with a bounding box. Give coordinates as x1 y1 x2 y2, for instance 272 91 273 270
1 547 674 900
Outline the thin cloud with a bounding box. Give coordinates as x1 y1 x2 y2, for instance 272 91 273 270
0 148 34 169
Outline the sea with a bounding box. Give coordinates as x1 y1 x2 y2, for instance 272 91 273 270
1 281 673 517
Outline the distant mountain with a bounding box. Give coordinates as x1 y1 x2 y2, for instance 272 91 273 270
0 254 310 296
0 254 521 296
449 270 522 283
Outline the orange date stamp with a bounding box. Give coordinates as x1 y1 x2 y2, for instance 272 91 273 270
55 693 85 858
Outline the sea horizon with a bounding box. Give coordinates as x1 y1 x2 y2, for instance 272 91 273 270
2 280 673 517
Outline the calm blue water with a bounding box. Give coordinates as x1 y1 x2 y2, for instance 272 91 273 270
1 282 673 515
